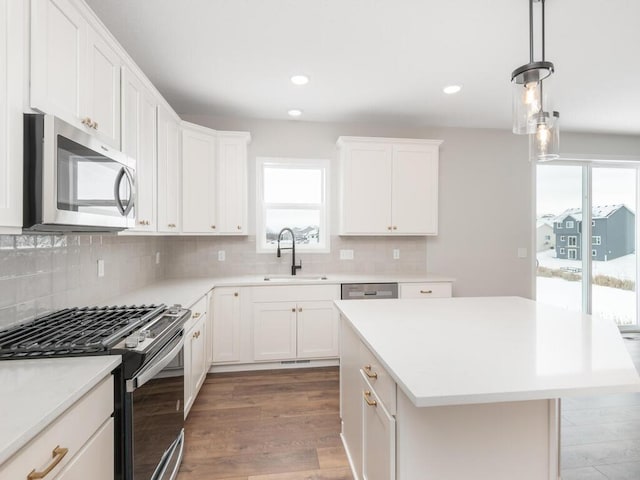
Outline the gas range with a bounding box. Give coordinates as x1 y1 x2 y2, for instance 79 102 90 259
0 304 191 480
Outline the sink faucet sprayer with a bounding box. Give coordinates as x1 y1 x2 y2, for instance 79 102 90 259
276 227 302 276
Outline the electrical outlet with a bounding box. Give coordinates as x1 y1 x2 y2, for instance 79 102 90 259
340 249 354 260
155 252 160 264
218 250 226 261
97 259 105 277
393 249 400 260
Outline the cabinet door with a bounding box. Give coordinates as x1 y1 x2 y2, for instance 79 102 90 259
362 376 396 480
0 0 23 230
84 27 121 148
297 300 339 359
391 143 438 235
157 105 181 232
253 302 297 361
340 320 363 480
181 126 216 233
30 0 86 126
212 288 241 363
340 142 393 234
185 314 206 416
121 67 157 231
216 134 248 234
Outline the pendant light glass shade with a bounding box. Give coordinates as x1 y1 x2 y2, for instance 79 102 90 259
529 111 559 161
511 61 554 134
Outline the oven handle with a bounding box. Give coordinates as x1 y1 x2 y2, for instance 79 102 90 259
126 331 183 393
151 428 185 480
167 429 185 480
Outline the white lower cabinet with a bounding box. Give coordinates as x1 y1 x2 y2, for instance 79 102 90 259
361 372 395 480
212 288 242 364
0 376 114 480
252 286 340 362
184 296 208 418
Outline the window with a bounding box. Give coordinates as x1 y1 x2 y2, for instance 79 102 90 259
559 248 565 254
256 157 329 252
592 236 602 245
592 220 596 227
592 249 597 257
568 249 577 260
560 235 566 241
568 236 577 246
557 223 563 229
566 220 574 229
544 235 551 241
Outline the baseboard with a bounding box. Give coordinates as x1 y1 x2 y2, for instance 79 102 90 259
209 358 339 373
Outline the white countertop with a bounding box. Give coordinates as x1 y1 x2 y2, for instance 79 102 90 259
334 296 640 407
0 355 121 465
104 273 454 308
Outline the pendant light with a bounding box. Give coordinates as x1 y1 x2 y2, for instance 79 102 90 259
530 110 560 161
511 0 555 135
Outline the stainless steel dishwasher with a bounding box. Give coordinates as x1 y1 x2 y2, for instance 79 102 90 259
340 283 399 300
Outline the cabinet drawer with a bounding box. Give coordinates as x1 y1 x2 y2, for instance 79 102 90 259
359 343 396 415
185 295 208 331
0 375 113 480
54 418 114 480
399 282 452 299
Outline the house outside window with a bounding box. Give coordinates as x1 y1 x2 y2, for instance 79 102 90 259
557 223 563 229
566 220 574 229
256 157 329 253
544 235 551 241
560 236 566 242
592 249 597 257
559 248 565 254
592 236 602 245
568 236 577 246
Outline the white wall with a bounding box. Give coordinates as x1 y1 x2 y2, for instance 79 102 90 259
182 114 640 298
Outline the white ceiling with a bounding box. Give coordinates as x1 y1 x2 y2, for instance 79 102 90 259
85 0 640 134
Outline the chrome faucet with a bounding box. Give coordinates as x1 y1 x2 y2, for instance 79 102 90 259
276 227 302 275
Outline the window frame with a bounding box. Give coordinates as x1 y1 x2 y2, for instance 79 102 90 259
560 235 566 241
568 235 578 246
255 157 330 254
592 235 602 245
566 220 574 229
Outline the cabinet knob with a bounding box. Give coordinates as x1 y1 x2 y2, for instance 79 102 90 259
81 117 91 126
237 225 242 230
298 307 302 312
387 226 392 231
92 120 99 130
211 225 216 229
168 223 176 228
234 292 239 297
291 308 296 312
393 226 397 230
363 390 377 407
193 312 201 319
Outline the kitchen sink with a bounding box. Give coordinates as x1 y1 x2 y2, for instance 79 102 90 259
263 275 329 282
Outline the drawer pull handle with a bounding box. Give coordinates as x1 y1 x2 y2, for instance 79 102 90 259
193 312 201 319
363 390 377 407
420 290 433 294
363 365 378 379
28 445 68 479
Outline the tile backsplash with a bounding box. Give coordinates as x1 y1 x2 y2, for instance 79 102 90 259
165 235 427 278
0 233 427 329
0 234 167 329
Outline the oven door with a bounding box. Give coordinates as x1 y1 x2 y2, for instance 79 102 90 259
127 330 185 480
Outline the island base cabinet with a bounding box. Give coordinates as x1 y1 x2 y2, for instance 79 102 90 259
395 392 559 480
362 374 395 480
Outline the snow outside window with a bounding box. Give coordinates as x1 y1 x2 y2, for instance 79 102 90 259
256 157 329 253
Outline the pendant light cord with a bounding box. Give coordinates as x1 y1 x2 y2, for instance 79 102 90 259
529 0 534 62
541 0 546 61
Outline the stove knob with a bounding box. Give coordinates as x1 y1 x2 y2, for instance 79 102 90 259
125 335 140 349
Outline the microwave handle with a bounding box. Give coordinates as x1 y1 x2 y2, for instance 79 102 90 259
114 167 135 217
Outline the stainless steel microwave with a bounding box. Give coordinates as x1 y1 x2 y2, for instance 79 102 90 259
23 114 136 232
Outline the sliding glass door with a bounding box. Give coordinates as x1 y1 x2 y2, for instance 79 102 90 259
536 163 639 328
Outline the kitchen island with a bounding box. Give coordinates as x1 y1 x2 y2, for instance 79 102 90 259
335 296 640 480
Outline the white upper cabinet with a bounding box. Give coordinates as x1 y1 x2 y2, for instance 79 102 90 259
181 123 217 233
30 0 121 148
180 122 250 235
338 136 442 236
0 0 24 232
216 133 249 234
157 104 181 233
121 66 157 232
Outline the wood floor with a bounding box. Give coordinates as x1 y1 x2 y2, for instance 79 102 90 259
176 367 354 480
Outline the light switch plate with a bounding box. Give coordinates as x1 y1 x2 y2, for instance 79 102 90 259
218 250 226 261
155 252 160 264
97 259 105 277
393 249 400 260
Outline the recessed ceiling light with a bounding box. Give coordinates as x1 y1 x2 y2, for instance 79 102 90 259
288 109 303 117
443 85 462 94
290 75 310 85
